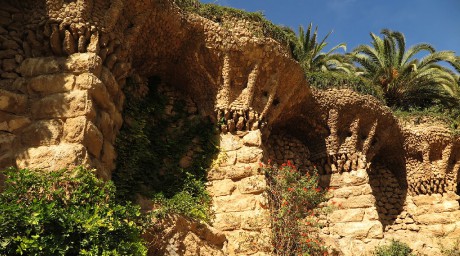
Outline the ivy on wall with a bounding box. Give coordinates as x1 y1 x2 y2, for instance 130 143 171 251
112 77 218 222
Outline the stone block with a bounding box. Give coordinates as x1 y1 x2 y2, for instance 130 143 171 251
415 213 451 225
241 211 270 231
0 112 30 132
325 169 369 187
18 57 60 77
0 49 17 59
224 163 260 180
11 78 28 94
76 73 116 112
219 151 237 167
237 175 266 194
214 212 242 231
412 194 442 206
364 207 380 221
63 116 86 143
219 133 242 152
237 147 263 164
0 89 27 114
332 221 383 239
242 130 261 147
416 200 460 215
436 200 459 212
31 90 90 119
213 194 257 213
421 224 446 237
207 168 226 181
21 119 63 147
342 169 369 186
224 230 271 254
329 208 365 223
84 121 103 158
337 194 376 209
63 53 102 76
2 39 18 49
332 184 372 198
209 179 236 196
2 58 16 72
16 143 89 170
1 72 18 79
28 73 75 94
100 67 120 99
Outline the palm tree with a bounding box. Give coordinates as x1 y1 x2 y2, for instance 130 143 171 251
293 23 352 73
352 29 459 109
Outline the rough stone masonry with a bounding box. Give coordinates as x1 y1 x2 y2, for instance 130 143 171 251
1 0 460 255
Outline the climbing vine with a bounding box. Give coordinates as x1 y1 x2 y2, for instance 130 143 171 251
113 77 218 223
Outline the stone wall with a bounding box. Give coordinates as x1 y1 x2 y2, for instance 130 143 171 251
142 213 227 256
0 0 125 180
1 52 122 179
207 131 271 255
2 0 460 255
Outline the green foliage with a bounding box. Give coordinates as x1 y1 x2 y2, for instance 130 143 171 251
263 161 330 255
307 71 385 102
151 172 212 222
393 105 460 134
113 77 217 223
173 0 296 49
293 23 351 73
374 240 414 256
0 167 147 256
352 29 460 109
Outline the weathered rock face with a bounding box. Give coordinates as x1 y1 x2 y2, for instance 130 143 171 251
143 214 227 256
1 0 460 255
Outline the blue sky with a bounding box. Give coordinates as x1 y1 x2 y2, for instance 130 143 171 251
200 0 460 56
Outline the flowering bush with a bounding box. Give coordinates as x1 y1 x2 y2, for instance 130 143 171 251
263 160 329 256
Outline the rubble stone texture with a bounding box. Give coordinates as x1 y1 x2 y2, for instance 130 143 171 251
0 0 460 255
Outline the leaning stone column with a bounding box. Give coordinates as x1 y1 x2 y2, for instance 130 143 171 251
0 0 130 179
11 52 123 179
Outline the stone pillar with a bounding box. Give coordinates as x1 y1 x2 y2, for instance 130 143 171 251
2 52 123 179
319 169 383 255
207 130 271 255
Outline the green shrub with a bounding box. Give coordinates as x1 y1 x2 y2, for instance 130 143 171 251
393 105 460 134
307 71 385 102
0 167 147 256
263 161 329 255
374 240 414 256
113 77 216 223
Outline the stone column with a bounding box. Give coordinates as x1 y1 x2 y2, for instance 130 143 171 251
1 52 123 179
207 130 271 255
